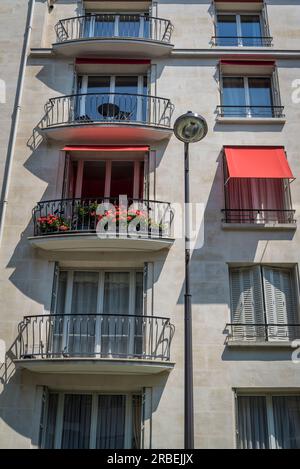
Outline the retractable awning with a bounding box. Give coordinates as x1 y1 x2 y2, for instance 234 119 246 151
224 146 295 179
63 145 149 152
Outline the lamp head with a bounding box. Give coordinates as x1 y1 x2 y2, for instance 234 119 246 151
173 111 208 143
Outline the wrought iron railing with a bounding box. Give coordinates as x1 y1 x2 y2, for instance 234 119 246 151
226 323 300 342
40 93 173 129
17 314 175 361
211 36 273 47
55 14 173 43
32 197 173 239
221 209 296 224
217 105 284 118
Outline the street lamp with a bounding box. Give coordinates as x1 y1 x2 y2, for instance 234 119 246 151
173 111 208 449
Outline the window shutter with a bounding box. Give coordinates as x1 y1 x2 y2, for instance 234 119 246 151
141 387 152 449
62 153 71 198
230 266 264 341
50 263 60 314
38 386 49 449
143 262 154 316
263 267 297 341
143 152 149 201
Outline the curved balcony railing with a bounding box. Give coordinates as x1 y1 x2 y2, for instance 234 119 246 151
211 36 273 47
221 209 296 224
40 93 173 129
32 197 173 239
55 14 173 43
17 314 175 361
217 105 285 118
226 323 300 343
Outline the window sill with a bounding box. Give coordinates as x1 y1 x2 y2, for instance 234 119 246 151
216 116 286 125
226 340 296 349
222 222 297 231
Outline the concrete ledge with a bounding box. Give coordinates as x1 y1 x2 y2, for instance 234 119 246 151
216 116 286 125
222 222 297 231
14 357 175 375
226 341 296 349
30 48 54 57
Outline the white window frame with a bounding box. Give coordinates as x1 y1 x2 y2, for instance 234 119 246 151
43 391 139 449
56 269 143 357
221 75 274 117
236 392 300 449
73 158 144 199
216 12 263 47
79 74 147 122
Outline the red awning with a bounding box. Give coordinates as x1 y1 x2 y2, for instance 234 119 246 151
224 147 294 179
63 145 149 152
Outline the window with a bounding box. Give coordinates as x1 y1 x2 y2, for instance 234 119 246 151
229 265 299 342
237 394 300 449
41 392 141 449
216 14 264 46
83 12 150 39
65 158 145 200
77 75 148 122
52 270 144 357
222 76 274 117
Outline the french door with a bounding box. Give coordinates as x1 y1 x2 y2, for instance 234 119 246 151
84 12 150 40
77 75 148 122
51 270 144 358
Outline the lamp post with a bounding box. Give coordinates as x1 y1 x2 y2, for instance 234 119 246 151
173 111 208 449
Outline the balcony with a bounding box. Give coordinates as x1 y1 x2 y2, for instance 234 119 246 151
221 209 296 230
211 36 273 47
226 323 300 347
53 14 174 58
39 93 174 143
14 313 175 374
216 105 285 124
28 197 174 253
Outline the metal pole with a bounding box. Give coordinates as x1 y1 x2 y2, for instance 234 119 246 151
184 141 194 449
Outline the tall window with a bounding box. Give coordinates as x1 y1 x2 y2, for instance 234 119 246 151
237 394 300 449
222 76 274 117
41 392 141 449
83 12 150 39
229 266 299 342
52 270 144 358
216 14 264 46
77 75 148 122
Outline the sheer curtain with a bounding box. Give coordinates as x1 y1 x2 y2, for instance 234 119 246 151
273 396 300 448
103 272 130 356
226 178 288 223
61 394 92 449
222 77 246 116
69 271 98 355
96 395 126 449
237 396 269 449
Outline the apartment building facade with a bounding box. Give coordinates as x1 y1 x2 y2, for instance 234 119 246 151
0 0 300 449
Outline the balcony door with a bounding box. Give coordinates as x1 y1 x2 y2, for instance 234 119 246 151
84 12 150 39
77 75 148 122
65 158 145 200
222 76 274 117
52 270 143 358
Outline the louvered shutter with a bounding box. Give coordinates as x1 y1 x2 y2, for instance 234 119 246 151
230 266 264 341
141 387 152 449
263 267 297 341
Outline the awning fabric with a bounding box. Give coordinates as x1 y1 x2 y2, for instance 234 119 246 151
224 147 294 179
63 145 149 152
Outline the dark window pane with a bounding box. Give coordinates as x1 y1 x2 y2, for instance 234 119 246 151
222 77 246 116
110 161 135 198
96 395 126 449
273 396 300 449
81 161 106 198
61 394 92 449
237 396 269 449
241 15 262 46
217 15 238 46
44 393 59 449
248 77 273 116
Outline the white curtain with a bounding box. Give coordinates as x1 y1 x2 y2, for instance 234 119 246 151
69 272 98 355
237 396 269 449
273 396 300 448
102 272 130 356
61 394 92 449
96 395 126 449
